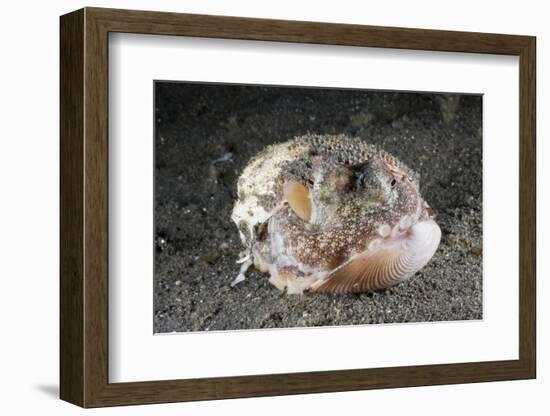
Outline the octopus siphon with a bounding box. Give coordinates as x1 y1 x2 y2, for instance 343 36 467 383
231 134 441 294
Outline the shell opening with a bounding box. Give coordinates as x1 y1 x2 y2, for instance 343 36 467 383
283 180 312 222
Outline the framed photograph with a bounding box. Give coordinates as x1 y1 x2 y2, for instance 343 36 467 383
60 7 536 408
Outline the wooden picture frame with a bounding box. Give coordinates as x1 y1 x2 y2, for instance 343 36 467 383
60 7 536 408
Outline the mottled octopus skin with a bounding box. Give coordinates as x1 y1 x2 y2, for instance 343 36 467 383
231 134 441 294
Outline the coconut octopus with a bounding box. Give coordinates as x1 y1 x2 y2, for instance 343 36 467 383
231 134 441 294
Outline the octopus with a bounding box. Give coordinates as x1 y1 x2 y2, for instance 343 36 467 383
231 134 441 294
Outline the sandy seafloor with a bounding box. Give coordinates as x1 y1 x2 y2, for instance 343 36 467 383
154 82 482 333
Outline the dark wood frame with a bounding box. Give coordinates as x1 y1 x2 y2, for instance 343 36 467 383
60 7 536 408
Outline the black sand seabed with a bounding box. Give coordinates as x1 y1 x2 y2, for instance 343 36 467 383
154 83 482 333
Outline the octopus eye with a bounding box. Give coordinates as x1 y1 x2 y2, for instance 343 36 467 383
355 171 367 189
390 178 397 187
283 180 312 222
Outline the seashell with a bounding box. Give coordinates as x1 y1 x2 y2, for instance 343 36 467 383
231 134 441 294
